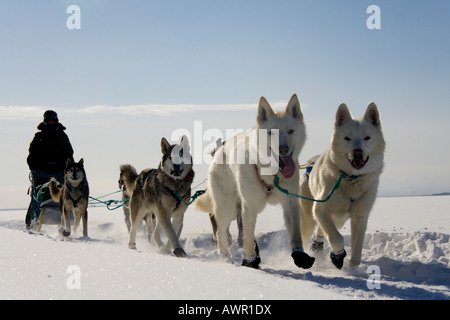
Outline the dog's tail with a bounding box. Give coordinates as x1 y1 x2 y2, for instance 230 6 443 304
49 177 62 203
195 188 213 213
119 164 139 194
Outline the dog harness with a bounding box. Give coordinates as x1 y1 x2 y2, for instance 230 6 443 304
162 169 194 211
65 182 87 208
140 168 194 211
163 186 184 211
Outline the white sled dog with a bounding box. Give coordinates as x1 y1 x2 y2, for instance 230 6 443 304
206 94 315 269
299 103 385 269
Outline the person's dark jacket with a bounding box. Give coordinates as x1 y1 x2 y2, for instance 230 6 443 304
27 122 74 175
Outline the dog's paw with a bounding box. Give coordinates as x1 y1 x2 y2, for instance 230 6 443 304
330 249 347 269
220 253 233 264
241 256 261 269
59 228 71 237
173 247 187 257
291 250 315 269
128 243 137 250
311 241 324 253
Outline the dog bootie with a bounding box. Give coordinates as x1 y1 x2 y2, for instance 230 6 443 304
241 241 261 269
291 248 315 269
59 227 70 237
173 246 187 258
330 249 346 269
241 256 261 269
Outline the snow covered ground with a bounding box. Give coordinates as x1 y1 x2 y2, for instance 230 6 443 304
0 195 449 300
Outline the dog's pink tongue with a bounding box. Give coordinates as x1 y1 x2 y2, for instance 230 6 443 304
352 159 363 169
280 155 296 178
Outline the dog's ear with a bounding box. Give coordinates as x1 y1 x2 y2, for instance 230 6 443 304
364 102 381 129
78 158 84 166
161 137 171 154
180 135 190 152
285 94 303 121
171 134 192 165
335 103 352 127
257 96 275 124
66 158 72 168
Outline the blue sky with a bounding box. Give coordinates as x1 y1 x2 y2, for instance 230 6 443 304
1 1 450 208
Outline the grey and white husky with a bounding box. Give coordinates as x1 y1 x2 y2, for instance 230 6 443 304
299 103 386 269
49 158 89 237
120 135 194 257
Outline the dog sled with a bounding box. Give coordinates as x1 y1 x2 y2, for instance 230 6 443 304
26 170 70 232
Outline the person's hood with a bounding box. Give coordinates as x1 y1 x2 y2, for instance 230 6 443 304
37 122 67 131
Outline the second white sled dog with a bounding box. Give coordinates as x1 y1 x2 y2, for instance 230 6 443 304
299 102 385 269
206 94 315 269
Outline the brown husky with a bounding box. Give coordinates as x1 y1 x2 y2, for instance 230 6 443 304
120 136 194 257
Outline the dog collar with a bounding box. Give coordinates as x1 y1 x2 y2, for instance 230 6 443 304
254 164 273 196
183 169 194 182
340 170 361 181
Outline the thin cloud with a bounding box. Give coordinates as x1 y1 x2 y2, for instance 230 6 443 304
66 104 259 116
0 103 259 120
0 100 310 120
0 106 47 120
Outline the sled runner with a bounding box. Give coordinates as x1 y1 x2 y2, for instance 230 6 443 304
26 170 71 232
